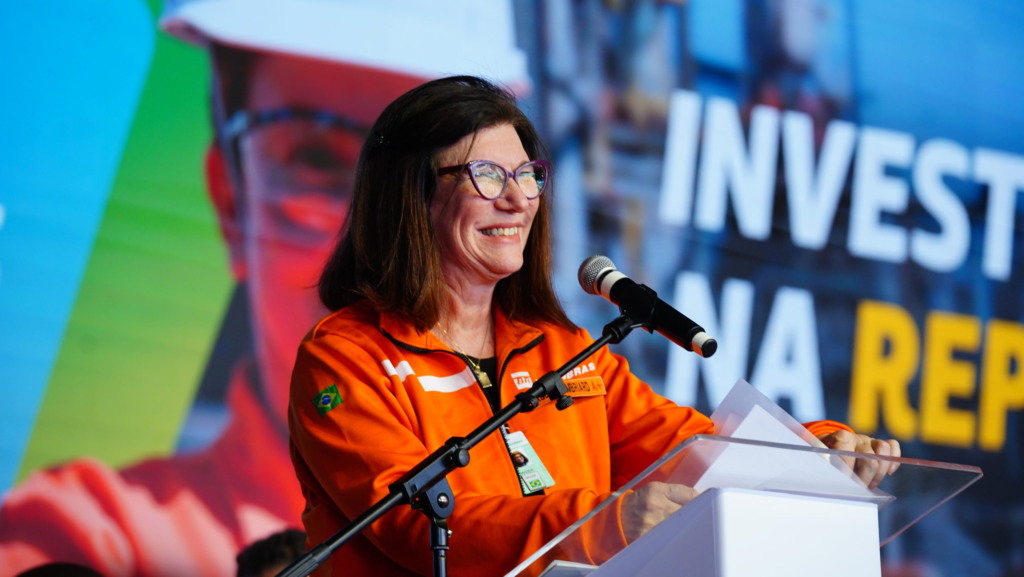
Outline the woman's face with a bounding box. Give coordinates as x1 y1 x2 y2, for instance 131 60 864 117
431 123 540 290
230 50 422 420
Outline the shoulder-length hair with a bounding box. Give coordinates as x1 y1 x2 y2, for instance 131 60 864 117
318 75 575 332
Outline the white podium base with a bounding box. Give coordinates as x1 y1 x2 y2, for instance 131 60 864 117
592 487 881 577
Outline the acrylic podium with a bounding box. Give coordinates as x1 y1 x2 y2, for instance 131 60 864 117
504 435 982 577
504 384 983 577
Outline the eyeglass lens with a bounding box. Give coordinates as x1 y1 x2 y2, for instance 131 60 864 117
468 160 547 199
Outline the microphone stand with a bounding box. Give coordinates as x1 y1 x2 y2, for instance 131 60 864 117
276 314 643 577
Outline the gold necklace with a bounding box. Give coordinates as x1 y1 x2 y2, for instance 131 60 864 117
437 323 494 389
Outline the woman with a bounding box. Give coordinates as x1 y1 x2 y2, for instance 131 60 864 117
288 76 899 577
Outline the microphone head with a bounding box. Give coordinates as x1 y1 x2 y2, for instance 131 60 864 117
578 255 615 295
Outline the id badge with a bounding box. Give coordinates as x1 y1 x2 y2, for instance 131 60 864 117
505 430 556 495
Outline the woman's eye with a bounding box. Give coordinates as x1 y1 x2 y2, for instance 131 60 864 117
281 143 355 188
289 144 340 171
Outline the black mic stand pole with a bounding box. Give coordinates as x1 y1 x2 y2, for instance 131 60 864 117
276 313 643 577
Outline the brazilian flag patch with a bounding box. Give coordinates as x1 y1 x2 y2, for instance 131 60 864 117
314 384 343 416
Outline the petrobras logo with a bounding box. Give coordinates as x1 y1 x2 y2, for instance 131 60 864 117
562 361 597 381
511 371 533 390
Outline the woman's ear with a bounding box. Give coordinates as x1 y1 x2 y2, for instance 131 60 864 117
205 144 247 280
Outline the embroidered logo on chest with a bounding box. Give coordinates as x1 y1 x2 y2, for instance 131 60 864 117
511 371 533 390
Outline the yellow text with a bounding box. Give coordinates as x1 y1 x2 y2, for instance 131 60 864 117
849 300 1024 450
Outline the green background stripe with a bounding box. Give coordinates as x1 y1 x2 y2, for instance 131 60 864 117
19 0 231 476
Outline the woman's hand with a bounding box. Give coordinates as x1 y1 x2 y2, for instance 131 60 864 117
817 430 902 489
621 481 698 542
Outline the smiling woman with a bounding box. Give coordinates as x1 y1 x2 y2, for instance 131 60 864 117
285 75 886 577
431 124 542 295
315 76 564 331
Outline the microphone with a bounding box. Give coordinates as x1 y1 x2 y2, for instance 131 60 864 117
578 255 717 358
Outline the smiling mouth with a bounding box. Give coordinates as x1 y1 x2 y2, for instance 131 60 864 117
482 226 520 237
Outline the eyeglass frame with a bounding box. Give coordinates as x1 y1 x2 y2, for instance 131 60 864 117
436 159 551 200
216 106 372 200
220 107 372 147
215 106 371 199
213 107 370 247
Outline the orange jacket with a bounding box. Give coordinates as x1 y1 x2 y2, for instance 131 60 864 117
288 301 851 577
0 366 304 577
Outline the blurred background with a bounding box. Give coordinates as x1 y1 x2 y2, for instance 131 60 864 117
1 1 1021 575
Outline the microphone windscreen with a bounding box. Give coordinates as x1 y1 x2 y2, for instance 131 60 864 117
578 255 615 295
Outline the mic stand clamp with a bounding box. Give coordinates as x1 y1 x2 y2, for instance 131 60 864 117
602 313 643 345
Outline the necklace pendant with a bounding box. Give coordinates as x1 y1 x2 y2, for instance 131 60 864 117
474 368 493 389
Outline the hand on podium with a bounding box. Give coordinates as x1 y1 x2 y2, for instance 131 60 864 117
817 430 902 489
621 481 699 542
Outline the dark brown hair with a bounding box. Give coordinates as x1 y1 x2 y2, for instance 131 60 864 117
235 528 306 577
318 75 574 332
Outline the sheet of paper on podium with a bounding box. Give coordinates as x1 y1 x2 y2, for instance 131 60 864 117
690 380 893 503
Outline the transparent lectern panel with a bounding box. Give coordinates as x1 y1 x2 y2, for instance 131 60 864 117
504 435 983 577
